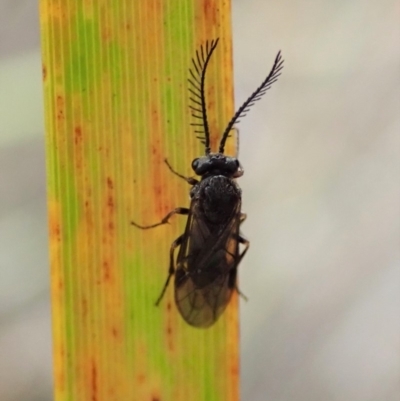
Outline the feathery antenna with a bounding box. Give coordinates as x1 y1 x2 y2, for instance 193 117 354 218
188 39 219 155
219 51 284 153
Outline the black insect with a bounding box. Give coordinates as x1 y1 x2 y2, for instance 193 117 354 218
132 38 283 328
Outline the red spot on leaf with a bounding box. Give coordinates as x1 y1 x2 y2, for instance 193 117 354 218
105 176 115 232
231 363 238 377
166 322 174 352
111 326 119 339
82 297 88 319
102 27 111 42
91 360 98 401
103 260 110 281
42 64 47 81
52 223 61 241
107 196 114 209
203 0 217 25
166 302 174 351
74 126 82 145
56 96 64 121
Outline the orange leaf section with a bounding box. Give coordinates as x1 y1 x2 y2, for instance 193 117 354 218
40 0 239 400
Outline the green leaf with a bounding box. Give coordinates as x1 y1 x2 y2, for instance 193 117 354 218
41 1 239 400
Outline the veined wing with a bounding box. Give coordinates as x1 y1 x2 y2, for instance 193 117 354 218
174 198 241 327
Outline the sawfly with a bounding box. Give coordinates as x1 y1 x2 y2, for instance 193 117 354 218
132 38 283 328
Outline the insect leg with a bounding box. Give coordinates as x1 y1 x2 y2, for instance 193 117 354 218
155 234 184 306
164 158 199 185
237 234 249 265
235 234 250 301
131 207 189 229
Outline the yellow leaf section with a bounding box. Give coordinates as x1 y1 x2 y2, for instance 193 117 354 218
41 1 239 401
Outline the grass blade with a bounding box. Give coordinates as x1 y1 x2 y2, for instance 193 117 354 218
40 1 238 400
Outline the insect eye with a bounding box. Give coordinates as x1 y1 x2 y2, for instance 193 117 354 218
191 158 199 170
233 159 244 178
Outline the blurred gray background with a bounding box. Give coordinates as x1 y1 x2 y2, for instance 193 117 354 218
0 1 399 400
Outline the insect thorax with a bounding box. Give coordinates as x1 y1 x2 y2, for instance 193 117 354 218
191 175 241 224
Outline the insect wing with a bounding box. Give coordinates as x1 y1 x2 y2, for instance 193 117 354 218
174 200 241 327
